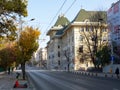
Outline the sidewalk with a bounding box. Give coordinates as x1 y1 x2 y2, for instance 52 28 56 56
0 71 33 90
70 70 120 79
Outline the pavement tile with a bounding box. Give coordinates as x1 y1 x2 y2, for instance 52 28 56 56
0 72 33 90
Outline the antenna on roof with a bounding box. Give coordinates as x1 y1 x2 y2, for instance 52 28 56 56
81 5 83 9
59 13 64 17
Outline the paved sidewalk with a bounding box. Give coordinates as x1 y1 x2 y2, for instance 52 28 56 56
0 72 33 90
0 72 15 90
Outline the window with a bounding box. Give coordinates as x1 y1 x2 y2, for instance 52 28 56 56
80 28 84 32
102 37 107 41
91 35 97 41
102 29 107 32
89 26 93 32
72 46 74 53
72 37 74 42
86 26 89 31
79 35 84 41
58 45 60 49
79 45 83 53
58 51 60 57
58 60 60 65
52 55 54 58
80 58 84 63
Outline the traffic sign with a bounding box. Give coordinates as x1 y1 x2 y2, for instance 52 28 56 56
111 55 114 61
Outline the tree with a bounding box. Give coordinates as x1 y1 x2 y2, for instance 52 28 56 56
0 42 17 71
18 26 40 79
96 45 111 68
78 11 108 68
0 0 28 41
64 48 71 72
111 41 120 64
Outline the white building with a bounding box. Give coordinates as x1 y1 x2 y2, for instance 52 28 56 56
47 9 108 71
38 48 47 69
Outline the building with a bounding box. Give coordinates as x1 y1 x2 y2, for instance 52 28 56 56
103 0 120 73
47 9 108 70
38 48 47 69
47 14 70 69
107 0 120 64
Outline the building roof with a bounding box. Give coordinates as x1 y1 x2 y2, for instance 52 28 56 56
55 28 64 36
54 14 70 27
47 14 70 35
55 9 107 37
73 9 107 22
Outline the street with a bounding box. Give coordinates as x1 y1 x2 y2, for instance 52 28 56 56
27 69 120 90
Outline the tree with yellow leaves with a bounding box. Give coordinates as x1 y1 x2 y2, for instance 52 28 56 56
18 26 40 79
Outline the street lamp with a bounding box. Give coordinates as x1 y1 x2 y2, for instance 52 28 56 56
18 17 35 40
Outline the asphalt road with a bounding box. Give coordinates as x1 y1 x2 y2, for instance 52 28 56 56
27 69 120 90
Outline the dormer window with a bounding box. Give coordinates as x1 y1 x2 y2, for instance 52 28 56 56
80 28 84 32
84 19 90 22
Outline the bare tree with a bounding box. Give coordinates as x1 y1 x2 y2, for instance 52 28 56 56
64 48 71 72
78 11 108 68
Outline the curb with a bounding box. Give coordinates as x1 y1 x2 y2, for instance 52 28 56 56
26 73 35 90
70 71 120 79
0 71 5 75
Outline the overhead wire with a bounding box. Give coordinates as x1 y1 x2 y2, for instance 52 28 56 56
43 0 67 37
64 0 77 15
39 0 67 45
39 0 77 47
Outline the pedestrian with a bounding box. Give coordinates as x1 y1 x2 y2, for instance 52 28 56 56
8 67 10 75
16 72 20 79
115 67 119 78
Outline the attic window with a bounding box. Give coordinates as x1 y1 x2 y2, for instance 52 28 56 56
58 25 62 27
80 28 84 32
84 19 90 22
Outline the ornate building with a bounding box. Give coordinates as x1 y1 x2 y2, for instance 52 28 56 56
47 9 108 70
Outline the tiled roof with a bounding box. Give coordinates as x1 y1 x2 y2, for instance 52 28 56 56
47 15 69 35
55 26 67 36
73 9 107 22
54 14 70 27
55 9 107 36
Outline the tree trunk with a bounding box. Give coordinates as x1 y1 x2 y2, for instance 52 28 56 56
92 57 97 68
21 62 26 80
67 63 70 72
8 67 10 75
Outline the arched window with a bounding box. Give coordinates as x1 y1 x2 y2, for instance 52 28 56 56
79 35 84 41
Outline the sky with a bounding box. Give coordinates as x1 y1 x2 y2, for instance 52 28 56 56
24 0 118 48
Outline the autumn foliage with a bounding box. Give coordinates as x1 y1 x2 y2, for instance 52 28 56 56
0 42 17 70
19 26 40 63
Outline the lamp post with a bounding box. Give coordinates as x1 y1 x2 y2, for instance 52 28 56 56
18 17 35 39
